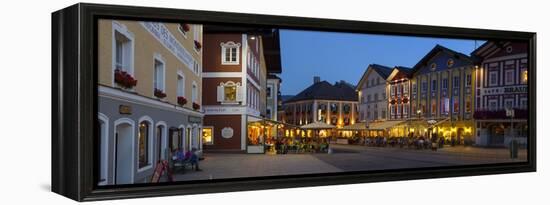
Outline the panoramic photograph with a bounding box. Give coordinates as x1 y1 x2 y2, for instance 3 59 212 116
96 19 529 186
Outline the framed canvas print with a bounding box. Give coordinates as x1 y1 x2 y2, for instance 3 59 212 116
52 3 536 201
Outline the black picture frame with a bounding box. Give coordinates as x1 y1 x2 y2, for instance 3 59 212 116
52 3 536 201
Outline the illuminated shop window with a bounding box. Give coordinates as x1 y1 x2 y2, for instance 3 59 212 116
202 127 213 145
138 121 151 168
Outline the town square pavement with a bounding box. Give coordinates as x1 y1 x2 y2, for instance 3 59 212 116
170 144 527 182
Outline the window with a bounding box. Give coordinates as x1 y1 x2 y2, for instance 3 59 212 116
217 81 242 103
267 86 273 99
442 78 448 89
465 97 471 113
520 98 528 109
192 82 198 103
521 66 528 84
412 83 417 93
403 83 409 94
397 84 402 95
403 105 409 117
453 76 459 88
422 81 428 92
431 80 437 91
202 127 213 145
193 61 200 75
505 70 515 85
138 121 151 168
267 108 272 119
431 99 437 115
221 41 241 65
374 93 378 101
367 95 371 102
113 25 133 74
154 58 165 92
177 74 185 97
441 97 449 114
465 74 472 87
381 110 386 119
193 25 201 50
489 71 498 86
489 100 498 111
504 99 514 109
453 98 459 113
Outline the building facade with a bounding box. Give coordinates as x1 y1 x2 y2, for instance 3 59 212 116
98 20 204 185
282 77 359 131
356 64 392 123
409 45 476 143
201 27 281 153
472 41 529 147
266 74 282 121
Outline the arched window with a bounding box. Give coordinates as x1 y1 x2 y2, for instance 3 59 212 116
138 117 153 169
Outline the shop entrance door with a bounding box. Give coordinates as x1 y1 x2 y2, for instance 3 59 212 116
114 123 133 185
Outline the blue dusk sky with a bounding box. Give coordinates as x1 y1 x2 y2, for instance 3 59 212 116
279 29 485 95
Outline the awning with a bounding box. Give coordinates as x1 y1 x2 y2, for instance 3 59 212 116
300 121 336 129
427 118 449 127
339 122 368 131
367 120 405 130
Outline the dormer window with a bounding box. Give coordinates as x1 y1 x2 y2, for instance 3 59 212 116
447 59 454 68
220 41 241 65
430 63 437 71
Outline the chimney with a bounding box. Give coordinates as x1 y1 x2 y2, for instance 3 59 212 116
313 76 320 84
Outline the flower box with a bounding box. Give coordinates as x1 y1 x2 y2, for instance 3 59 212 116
180 23 190 32
154 89 167 98
192 102 200 110
194 40 202 50
114 69 137 89
177 96 188 106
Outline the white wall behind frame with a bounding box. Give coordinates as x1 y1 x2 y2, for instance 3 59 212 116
0 0 547 205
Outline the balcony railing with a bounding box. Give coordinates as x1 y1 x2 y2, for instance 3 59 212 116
473 109 528 120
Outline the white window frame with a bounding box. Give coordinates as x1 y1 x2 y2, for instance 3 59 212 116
217 81 242 104
504 98 515 109
112 21 135 86
488 99 498 111
267 85 273 99
489 71 498 86
465 74 472 87
153 54 166 94
193 25 201 53
505 69 515 85
98 113 109 186
220 41 241 65
177 71 185 97
192 81 198 103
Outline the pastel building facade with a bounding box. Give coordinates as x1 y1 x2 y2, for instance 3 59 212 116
201 27 281 153
409 45 476 143
97 20 203 185
356 64 392 123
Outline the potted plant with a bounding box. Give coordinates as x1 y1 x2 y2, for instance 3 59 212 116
194 40 202 50
154 88 167 98
192 102 200 110
177 96 187 106
180 23 190 32
114 69 137 89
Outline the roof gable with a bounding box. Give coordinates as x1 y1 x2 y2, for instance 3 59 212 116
285 80 358 103
413 45 474 75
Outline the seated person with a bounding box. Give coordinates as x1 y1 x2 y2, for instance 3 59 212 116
184 148 202 171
